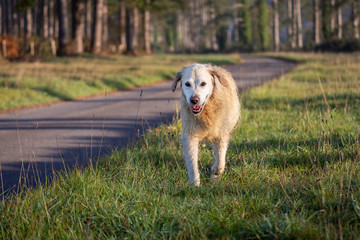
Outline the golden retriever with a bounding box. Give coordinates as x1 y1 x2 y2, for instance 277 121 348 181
172 63 240 186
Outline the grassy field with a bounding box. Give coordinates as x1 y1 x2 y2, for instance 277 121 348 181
0 54 240 111
1 53 360 239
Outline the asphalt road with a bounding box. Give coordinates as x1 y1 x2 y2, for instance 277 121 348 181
0 57 296 194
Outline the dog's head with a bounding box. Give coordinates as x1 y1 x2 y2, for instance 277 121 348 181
172 64 228 115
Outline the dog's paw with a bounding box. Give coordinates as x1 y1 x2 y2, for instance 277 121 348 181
189 178 201 187
194 180 201 187
211 174 222 182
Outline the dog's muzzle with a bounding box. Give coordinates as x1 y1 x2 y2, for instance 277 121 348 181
189 96 204 114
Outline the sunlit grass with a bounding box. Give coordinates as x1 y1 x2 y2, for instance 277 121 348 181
0 53 241 111
0 53 359 239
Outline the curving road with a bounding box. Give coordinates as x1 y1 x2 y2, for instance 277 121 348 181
0 57 296 194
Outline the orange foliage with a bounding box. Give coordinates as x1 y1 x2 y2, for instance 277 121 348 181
0 35 21 59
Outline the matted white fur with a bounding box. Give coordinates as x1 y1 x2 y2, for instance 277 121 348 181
172 63 241 186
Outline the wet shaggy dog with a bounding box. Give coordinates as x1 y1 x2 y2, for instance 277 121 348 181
172 64 240 186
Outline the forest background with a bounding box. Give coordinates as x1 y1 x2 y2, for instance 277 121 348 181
0 0 360 59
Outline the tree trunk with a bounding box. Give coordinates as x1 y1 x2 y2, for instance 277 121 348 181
26 9 32 36
119 0 126 50
54 7 58 38
201 0 210 49
32 1 37 35
12 0 18 36
71 0 76 37
1 0 7 34
273 0 280 51
209 3 218 51
9 0 14 36
233 3 239 43
125 7 137 55
85 0 91 38
18 12 23 38
6 0 12 35
189 0 199 50
57 0 69 55
175 10 183 51
73 0 85 54
43 0 48 39
321 0 331 39
25 8 32 54
0 1 2 34
330 0 335 34
295 0 303 48
36 0 42 36
337 1 342 39
182 9 190 50
353 2 359 39
291 0 297 48
91 0 103 54
48 0 54 39
313 0 320 44
24 11 27 54
243 0 252 45
287 0 294 48
143 0 151 54
132 7 138 50
259 0 269 50
102 0 108 50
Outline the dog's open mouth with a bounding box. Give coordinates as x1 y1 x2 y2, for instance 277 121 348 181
191 105 203 114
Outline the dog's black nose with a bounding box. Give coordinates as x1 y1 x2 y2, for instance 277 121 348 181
190 96 199 104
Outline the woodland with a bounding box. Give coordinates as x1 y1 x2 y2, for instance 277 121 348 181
0 0 359 58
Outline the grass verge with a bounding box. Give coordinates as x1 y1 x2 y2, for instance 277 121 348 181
1 53 360 239
0 53 240 111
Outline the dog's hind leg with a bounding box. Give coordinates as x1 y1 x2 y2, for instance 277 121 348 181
181 136 201 186
211 137 230 181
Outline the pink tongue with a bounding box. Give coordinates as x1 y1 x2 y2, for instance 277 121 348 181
192 105 201 111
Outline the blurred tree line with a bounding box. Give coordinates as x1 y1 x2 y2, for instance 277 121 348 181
0 0 359 57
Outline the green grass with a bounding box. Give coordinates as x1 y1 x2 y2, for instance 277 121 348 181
0 53 240 111
1 53 360 239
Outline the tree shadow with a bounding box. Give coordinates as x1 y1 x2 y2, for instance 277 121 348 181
244 92 359 112
227 133 359 169
101 77 137 90
33 86 72 101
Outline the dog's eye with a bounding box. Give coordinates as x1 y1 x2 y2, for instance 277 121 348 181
200 82 207 87
185 82 191 87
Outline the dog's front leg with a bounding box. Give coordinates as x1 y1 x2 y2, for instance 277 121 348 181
211 137 230 181
181 136 200 186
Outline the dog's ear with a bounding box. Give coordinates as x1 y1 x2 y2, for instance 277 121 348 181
209 68 229 87
171 70 182 92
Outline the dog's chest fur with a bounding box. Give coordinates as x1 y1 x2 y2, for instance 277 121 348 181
180 86 233 142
